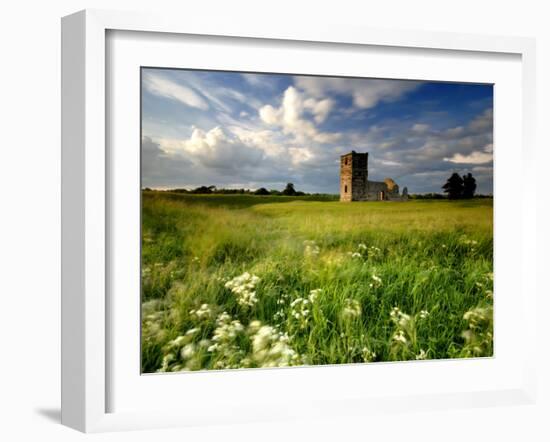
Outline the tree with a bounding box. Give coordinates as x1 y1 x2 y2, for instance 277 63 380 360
462 173 477 198
254 187 270 195
282 182 297 196
442 173 464 199
191 185 213 194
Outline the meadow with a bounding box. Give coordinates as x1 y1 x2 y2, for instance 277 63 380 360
141 191 493 373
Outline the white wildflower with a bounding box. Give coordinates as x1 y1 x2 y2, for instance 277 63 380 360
342 298 361 319
168 335 186 348
369 273 383 288
251 324 300 367
418 310 429 320
367 246 382 259
460 305 493 357
181 343 196 359
303 240 320 257
159 353 175 372
390 306 411 328
362 347 376 362
308 288 322 303
206 312 246 368
463 306 492 330
416 349 428 360
225 272 261 307
392 330 408 345
190 303 212 320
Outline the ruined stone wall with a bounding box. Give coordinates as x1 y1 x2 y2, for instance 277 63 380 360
384 178 399 196
339 153 353 202
367 180 386 200
351 153 368 201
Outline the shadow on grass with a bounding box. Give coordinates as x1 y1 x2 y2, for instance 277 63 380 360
143 190 339 209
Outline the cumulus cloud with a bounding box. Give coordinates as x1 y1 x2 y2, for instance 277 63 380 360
444 141 493 164
444 151 493 164
228 126 285 157
469 108 493 132
259 86 340 144
294 77 421 109
288 147 314 165
303 97 334 123
143 72 209 110
141 136 193 187
175 126 264 170
412 123 430 134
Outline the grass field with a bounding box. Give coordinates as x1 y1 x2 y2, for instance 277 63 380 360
141 191 493 373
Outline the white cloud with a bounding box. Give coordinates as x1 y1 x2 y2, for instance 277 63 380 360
303 97 334 123
259 86 340 144
444 151 493 164
446 126 464 137
294 77 420 109
228 126 285 157
241 73 273 88
412 123 430 133
159 126 264 170
143 72 209 110
469 108 493 132
259 104 280 125
288 147 314 165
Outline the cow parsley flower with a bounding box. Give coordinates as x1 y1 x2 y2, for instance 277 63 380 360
369 273 383 288
225 272 261 307
309 288 322 303
392 329 408 345
190 303 212 320
290 297 311 328
342 298 361 319
416 349 428 360
303 240 320 257
250 324 300 367
362 347 376 362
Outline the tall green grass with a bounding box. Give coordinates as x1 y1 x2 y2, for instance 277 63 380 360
141 191 493 373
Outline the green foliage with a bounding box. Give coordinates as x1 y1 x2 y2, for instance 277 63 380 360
141 191 493 372
442 172 464 199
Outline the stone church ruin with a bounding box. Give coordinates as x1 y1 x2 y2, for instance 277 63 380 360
340 151 408 202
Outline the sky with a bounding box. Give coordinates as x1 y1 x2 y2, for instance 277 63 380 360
141 68 493 194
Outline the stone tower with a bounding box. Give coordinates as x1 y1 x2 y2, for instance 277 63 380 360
340 151 368 201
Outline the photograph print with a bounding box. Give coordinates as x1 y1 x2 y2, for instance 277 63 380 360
141 68 493 373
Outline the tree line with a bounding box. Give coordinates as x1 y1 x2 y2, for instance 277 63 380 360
145 183 320 197
143 173 490 200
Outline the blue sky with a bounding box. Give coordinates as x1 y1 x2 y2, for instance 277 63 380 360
141 68 493 194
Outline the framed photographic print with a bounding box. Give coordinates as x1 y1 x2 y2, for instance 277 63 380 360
61 9 537 432
139 67 494 374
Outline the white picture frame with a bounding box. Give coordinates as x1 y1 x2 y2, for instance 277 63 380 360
61 9 537 433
